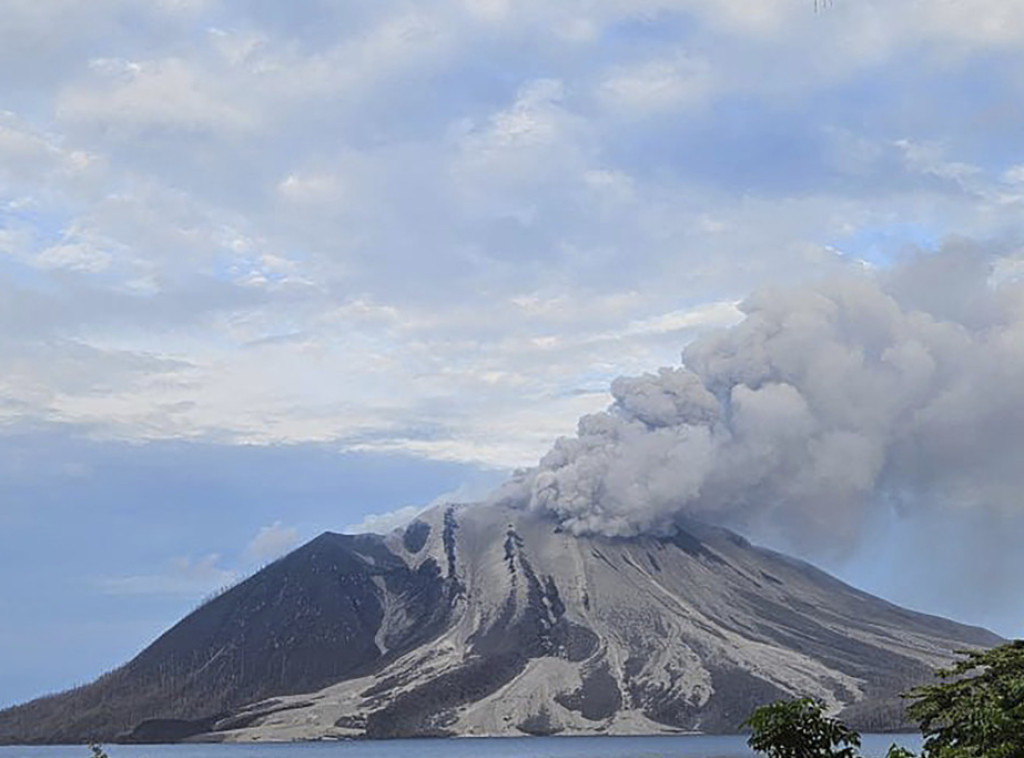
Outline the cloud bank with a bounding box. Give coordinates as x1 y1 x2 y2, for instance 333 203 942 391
495 244 1024 555
5 0 1024 469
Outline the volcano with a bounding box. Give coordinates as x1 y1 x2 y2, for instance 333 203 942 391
0 502 1000 743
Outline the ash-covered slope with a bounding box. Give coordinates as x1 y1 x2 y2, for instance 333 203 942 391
0 531 459 744
0 503 1000 743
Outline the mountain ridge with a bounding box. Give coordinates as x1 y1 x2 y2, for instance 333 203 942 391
0 502 1002 743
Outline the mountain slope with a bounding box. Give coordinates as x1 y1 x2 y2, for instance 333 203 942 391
0 532 459 743
0 503 1001 743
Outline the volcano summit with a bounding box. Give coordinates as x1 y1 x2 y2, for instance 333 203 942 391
0 501 1000 744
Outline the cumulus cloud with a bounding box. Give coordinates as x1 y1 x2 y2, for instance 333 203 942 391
494 244 1024 558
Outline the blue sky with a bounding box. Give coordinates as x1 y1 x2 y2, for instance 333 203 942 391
3 0 1024 707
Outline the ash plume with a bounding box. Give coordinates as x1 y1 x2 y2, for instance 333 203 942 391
494 243 1024 557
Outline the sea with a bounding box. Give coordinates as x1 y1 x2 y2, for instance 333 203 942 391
0 735 925 758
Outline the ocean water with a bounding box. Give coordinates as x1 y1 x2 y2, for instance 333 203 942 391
0 734 924 758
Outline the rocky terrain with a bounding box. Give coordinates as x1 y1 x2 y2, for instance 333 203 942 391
0 502 1001 743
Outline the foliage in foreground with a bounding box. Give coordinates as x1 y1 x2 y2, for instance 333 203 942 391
903 640 1024 758
742 697 861 758
743 640 1024 758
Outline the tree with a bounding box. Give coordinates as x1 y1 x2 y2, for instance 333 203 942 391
742 697 861 758
902 640 1024 758
886 747 916 758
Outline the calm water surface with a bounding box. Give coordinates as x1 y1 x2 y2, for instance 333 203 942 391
0 735 924 758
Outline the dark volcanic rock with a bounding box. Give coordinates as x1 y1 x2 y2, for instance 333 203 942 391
0 503 1004 743
402 521 431 554
123 715 225 744
556 661 622 721
0 531 455 744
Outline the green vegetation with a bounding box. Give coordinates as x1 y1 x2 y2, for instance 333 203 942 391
903 640 1024 758
742 697 861 758
743 641 1024 758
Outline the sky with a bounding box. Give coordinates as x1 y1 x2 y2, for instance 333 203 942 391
2 0 1024 708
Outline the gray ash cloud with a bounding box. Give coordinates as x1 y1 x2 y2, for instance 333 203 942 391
494 242 1024 558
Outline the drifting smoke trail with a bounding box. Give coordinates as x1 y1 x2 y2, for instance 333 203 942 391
494 243 1024 557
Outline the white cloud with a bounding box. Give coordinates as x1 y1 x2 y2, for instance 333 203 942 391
1 0 1023 477
462 0 511 23
454 78 589 193
278 172 345 205
917 0 1024 49
0 114 103 189
344 505 425 535
38 296 750 467
34 242 113 273
245 521 300 564
58 57 253 134
343 480 497 534
683 0 798 37
1004 164 1024 185
99 553 237 597
598 55 714 114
